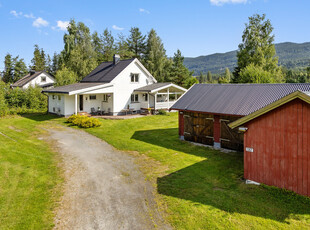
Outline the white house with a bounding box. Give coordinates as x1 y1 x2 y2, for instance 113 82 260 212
43 55 187 116
12 71 55 89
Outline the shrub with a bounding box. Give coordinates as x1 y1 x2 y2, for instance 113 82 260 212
67 114 101 128
157 109 167 115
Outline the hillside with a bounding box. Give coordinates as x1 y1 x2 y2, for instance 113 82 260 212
184 42 310 75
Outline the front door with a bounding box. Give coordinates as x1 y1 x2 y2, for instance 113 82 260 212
79 95 83 111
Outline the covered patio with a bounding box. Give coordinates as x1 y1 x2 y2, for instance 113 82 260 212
134 83 187 111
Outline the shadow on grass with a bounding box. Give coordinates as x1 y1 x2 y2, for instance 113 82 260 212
132 128 310 223
22 113 60 122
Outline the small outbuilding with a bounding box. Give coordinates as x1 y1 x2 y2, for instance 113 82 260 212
171 83 310 197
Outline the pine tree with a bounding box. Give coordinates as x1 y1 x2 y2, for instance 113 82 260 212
127 27 146 59
144 29 169 82
101 28 115 62
233 14 283 83
169 49 193 87
115 33 134 59
92 31 104 63
51 53 59 76
2 54 14 83
13 57 27 82
31 44 46 71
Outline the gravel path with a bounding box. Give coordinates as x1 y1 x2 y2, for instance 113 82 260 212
48 126 169 230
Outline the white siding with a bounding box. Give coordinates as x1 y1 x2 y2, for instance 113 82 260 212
23 73 55 89
111 61 155 114
64 95 75 116
48 94 65 115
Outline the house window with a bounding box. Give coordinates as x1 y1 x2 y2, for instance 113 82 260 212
58 95 61 100
41 76 46 82
131 73 139 83
52 95 56 100
143 93 148 102
103 94 108 102
131 94 139 103
89 95 96 100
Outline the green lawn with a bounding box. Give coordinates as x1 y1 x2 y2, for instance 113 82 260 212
80 113 310 229
0 114 62 229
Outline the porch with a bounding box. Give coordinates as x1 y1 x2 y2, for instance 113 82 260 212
134 82 187 111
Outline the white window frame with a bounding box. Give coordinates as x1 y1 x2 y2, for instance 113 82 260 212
130 73 139 83
131 94 139 103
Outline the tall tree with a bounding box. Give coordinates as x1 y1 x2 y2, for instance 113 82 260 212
2 54 14 83
115 33 134 59
31 44 46 71
13 57 28 82
144 29 169 82
2 54 27 83
51 53 59 76
233 14 283 83
219 68 231 83
169 49 193 87
127 27 146 59
92 31 104 63
101 28 115 62
62 19 97 81
207 71 212 82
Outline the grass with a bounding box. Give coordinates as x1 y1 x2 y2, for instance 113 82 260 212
75 112 310 229
0 114 62 229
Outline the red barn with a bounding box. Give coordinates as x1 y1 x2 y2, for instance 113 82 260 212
171 84 310 197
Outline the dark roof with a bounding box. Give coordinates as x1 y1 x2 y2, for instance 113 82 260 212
171 83 310 116
134 83 172 92
42 83 105 94
80 58 135 83
12 71 53 87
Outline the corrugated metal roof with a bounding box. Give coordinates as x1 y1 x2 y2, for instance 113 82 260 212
42 83 105 94
134 83 172 92
171 83 310 116
80 58 135 83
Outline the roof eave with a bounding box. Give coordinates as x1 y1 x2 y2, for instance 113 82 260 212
229 90 310 129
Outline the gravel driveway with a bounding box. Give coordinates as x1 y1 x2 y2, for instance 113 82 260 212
48 126 169 230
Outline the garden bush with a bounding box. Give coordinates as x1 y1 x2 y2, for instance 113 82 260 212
157 109 167 115
67 114 101 128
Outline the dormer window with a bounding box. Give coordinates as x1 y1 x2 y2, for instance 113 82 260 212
131 73 139 83
41 76 46 82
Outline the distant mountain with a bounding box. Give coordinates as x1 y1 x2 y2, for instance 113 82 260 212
184 42 310 75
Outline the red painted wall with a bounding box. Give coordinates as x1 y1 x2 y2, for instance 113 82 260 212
244 99 310 197
179 111 184 136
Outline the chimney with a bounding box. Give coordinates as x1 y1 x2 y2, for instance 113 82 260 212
113 54 120 65
30 70 36 76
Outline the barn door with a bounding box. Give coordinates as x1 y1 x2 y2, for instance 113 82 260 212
184 112 214 145
220 119 244 151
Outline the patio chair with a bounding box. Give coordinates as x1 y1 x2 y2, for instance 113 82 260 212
90 107 96 115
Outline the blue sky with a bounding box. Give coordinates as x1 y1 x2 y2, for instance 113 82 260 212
0 0 309 70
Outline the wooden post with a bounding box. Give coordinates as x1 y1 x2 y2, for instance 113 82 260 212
167 88 170 109
147 93 149 108
74 94 78 115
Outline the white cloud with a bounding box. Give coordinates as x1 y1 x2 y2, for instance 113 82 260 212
10 10 23 17
139 8 150 14
210 0 248 6
32 17 49 27
112 25 124 31
24 13 35 19
53 20 70 31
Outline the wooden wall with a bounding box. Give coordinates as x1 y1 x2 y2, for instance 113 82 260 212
181 111 243 151
244 99 310 197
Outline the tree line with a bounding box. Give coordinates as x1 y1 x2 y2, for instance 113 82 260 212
1 20 197 88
